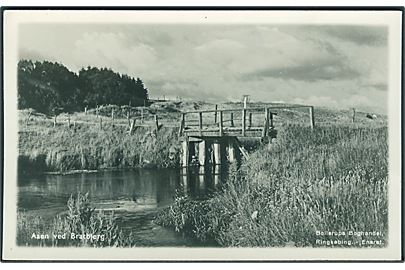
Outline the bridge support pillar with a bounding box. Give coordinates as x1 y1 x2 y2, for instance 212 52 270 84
198 141 206 166
228 140 236 163
181 139 189 167
213 141 221 165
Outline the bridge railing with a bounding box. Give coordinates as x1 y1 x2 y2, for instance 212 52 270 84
178 105 315 137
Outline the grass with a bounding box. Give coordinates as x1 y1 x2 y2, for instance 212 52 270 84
155 123 388 247
18 109 180 174
17 193 138 247
18 102 389 247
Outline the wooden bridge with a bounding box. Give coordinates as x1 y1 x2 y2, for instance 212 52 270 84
178 105 315 168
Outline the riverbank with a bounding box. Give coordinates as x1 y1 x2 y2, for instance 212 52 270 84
155 124 388 247
18 109 180 174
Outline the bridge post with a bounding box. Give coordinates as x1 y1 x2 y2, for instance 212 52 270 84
242 109 246 136
219 111 223 136
230 112 234 127
214 105 218 124
199 112 203 136
179 113 185 137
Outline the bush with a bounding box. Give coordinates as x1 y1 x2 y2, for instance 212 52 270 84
17 193 137 247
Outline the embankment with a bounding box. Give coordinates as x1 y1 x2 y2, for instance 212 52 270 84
155 124 388 247
18 111 179 174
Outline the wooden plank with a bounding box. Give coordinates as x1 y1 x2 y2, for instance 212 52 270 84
181 105 312 114
234 138 249 160
184 126 265 133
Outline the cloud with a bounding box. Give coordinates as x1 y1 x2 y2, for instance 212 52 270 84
320 25 387 46
72 32 157 76
243 59 360 82
17 23 388 113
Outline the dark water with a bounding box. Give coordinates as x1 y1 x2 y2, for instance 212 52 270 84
17 167 224 247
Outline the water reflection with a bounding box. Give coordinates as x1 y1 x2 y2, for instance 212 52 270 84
17 167 225 246
179 165 226 199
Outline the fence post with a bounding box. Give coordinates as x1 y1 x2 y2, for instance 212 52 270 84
242 109 246 136
248 112 252 127
67 115 71 128
219 111 223 136
111 108 115 121
155 115 159 135
309 106 315 129
141 108 144 123
352 108 356 123
262 108 269 137
85 106 88 115
100 117 103 129
127 110 131 126
129 119 136 134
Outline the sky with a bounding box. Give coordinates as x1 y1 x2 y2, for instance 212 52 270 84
18 23 388 113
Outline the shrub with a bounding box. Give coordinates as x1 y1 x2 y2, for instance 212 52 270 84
17 193 138 247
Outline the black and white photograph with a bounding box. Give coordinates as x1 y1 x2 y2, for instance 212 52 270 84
1 8 403 261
